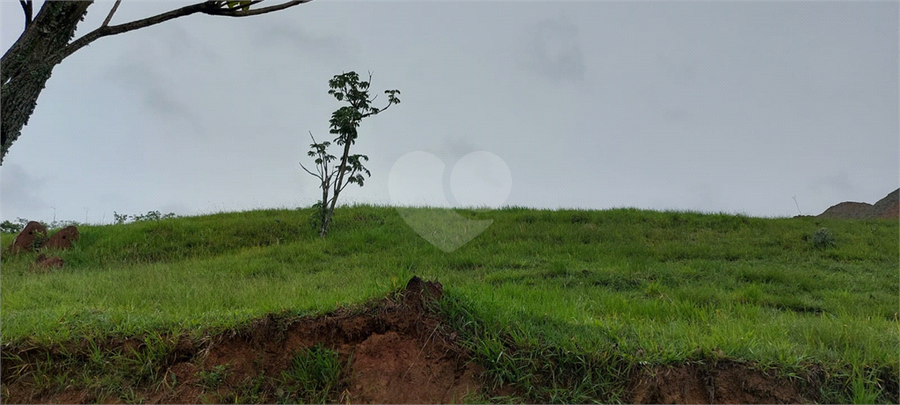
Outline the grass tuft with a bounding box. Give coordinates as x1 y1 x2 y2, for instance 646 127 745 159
279 344 344 404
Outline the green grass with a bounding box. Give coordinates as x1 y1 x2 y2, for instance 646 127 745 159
1 205 898 402
279 344 344 404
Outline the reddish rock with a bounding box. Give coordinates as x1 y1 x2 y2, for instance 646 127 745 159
6 221 48 253
34 254 64 269
44 226 80 250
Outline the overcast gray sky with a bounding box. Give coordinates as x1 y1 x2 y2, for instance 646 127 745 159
1 0 897 225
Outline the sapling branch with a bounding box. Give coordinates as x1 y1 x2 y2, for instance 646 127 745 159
299 132 327 179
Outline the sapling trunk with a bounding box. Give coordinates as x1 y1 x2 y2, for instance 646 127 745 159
320 134 355 236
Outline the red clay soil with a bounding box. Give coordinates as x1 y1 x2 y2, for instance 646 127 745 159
1 277 481 404
4 221 47 254
629 361 812 404
1 277 824 404
42 225 80 250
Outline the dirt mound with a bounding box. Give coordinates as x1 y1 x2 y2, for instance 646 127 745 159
1 276 482 404
817 188 899 219
5 221 47 253
42 225 80 249
33 254 65 270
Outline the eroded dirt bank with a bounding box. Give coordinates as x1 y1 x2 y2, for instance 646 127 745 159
2 277 836 403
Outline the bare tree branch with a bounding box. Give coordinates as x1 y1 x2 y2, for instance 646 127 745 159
50 0 313 66
19 0 32 29
299 162 320 179
101 0 122 27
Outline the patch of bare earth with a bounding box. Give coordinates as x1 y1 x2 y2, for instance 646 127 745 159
2 276 833 404
629 361 814 404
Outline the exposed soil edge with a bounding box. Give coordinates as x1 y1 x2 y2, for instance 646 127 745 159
628 359 818 404
3 276 893 404
2 276 482 404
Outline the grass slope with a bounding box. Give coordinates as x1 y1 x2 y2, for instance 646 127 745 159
1 205 898 402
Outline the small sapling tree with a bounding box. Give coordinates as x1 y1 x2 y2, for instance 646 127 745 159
300 71 400 236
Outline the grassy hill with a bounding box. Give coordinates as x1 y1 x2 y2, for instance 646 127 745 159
1 205 897 403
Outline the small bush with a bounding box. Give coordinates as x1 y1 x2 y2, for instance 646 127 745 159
199 364 228 388
113 211 177 225
306 202 326 231
812 227 836 249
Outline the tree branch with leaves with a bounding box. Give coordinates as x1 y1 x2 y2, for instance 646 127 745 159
301 71 400 237
1 0 313 165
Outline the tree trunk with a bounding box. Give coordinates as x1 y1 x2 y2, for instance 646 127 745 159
318 130 355 236
319 176 330 237
319 211 331 237
1 1 93 165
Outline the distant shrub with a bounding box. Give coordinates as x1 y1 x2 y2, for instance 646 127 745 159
0 218 72 233
113 211 129 224
1 219 24 234
114 210 177 225
812 227 836 249
47 219 83 230
132 211 176 222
